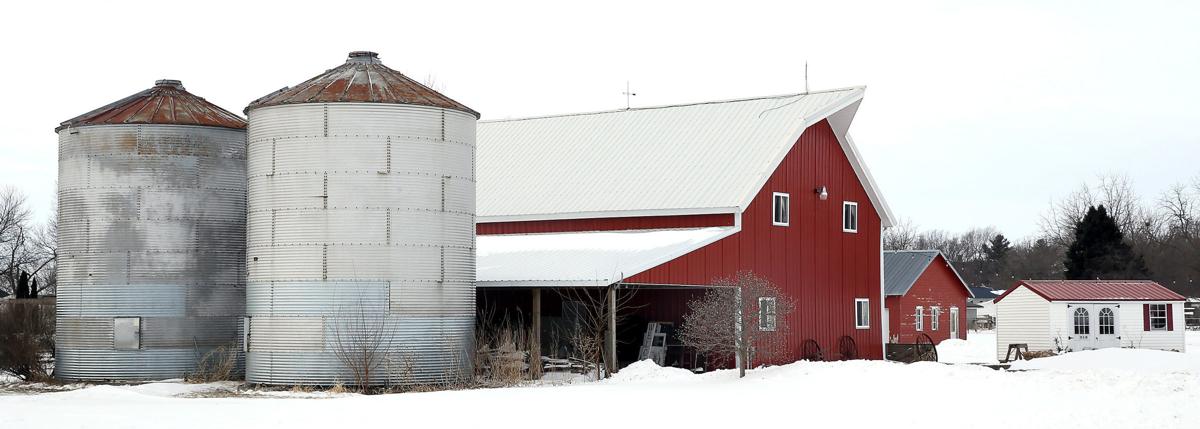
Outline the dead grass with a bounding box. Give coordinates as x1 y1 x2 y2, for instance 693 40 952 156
185 343 240 383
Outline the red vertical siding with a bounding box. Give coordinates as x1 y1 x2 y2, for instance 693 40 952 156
477 214 735 235
885 255 971 344
625 119 885 362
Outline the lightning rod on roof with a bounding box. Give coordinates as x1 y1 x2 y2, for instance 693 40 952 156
805 61 809 94
623 81 637 110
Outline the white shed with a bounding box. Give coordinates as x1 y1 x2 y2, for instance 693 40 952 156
994 280 1186 361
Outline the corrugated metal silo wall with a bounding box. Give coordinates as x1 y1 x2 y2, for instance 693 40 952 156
55 124 247 380
245 103 476 386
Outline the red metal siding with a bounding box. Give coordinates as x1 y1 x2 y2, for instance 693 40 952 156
625 119 885 363
477 214 735 235
885 255 971 344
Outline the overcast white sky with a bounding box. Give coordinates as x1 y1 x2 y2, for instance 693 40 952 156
2 1 1197 239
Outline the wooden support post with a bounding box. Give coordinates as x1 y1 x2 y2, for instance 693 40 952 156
607 285 617 376
531 288 542 380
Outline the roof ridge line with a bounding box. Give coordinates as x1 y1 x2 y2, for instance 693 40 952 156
480 86 866 124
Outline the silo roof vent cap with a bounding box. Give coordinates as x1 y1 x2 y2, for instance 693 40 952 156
346 51 381 65
155 79 184 90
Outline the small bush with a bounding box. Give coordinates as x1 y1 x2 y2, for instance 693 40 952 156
0 299 56 382
185 343 240 383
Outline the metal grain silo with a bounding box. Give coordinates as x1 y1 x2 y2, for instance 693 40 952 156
55 79 248 380
244 51 478 385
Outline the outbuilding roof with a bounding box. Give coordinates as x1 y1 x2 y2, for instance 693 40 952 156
969 286 1001 299
476 227 737 287
476 87 894 226
883 250 973 297
993 280 1185 303
245 51 479 118
57 80 246 132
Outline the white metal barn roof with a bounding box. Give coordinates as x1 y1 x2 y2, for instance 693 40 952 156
476 227 737 287
477 87 894 226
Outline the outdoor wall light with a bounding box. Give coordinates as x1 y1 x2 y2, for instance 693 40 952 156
815 186 829 200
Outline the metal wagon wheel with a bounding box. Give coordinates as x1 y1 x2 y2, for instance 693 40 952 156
915 333 938 362
800 339 823 361
837 336 858 360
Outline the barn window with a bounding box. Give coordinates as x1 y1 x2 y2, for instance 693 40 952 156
930 307 940 331
915 306 924 331
854 298 870 329
114 317 141 350
1073 307 1090 335
772 193 790 226
758 297 777 332
842 201 858 233
1098 308 1115 335
1149 304 1168 330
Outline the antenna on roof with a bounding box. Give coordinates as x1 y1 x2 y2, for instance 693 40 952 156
623 81 637 110
805 61 809 94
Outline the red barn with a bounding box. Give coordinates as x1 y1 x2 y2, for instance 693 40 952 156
883 250 973 344
475 87 895 368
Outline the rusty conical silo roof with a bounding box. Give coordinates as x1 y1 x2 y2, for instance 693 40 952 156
244 51 479 118
56 80 247 132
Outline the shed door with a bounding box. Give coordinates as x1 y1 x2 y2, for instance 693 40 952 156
1094 305 1120 349
1067 304 1093 351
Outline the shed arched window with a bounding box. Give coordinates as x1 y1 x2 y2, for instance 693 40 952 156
1098 308 1115 335
1073 307 1090 335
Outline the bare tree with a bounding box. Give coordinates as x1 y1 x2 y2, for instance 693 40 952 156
882 217 920 250
0 187 55 298
1040 173 1151 247
329 299 396 392
556 285 641 380
678 271 795 378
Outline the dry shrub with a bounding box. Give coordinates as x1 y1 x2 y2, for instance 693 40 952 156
0 299 55 382
290 384 314 393
326 383 347 394
474 306 530 387
186 343 239 383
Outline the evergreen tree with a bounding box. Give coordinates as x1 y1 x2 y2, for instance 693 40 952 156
16 271 29 299
979 233 1012 287
1064 205 1150 279
983 234 1011 262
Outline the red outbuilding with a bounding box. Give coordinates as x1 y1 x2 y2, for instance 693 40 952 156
474 87 895 368
883 250 974 344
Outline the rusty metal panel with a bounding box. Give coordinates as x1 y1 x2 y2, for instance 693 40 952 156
57 80 246 132
245 99 476 385
55 121 246 381
245 52 478 119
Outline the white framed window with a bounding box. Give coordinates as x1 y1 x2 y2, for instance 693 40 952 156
854 298 870 329
915 306 924 331
842 201 858 233
1073 307 1090 335
930 306 940 331
772 193 790 226
1149 304 1168 330
949 307 960 339
1098 308 1115 335
759 297 778 331
114 317 141 350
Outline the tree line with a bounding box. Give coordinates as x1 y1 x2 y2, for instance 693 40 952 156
885 173 1200 297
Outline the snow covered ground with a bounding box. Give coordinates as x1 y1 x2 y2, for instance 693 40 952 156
3 332 1199 429
937 330 1000 364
